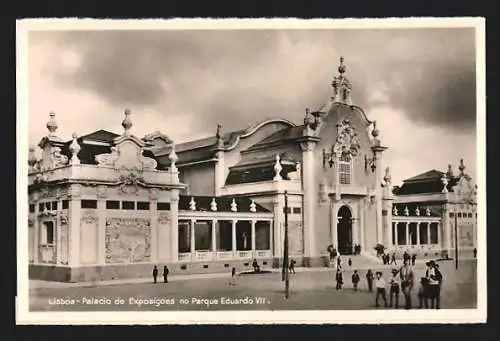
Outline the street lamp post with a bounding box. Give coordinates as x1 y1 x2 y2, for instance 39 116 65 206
454 205 459 270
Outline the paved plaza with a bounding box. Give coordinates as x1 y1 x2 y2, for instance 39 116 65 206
29 259 477 311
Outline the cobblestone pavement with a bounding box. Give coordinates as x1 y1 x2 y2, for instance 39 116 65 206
29 259 477 311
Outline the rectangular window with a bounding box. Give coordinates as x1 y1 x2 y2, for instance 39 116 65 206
430 223 439 244
137 202 150 210
283 207 292 214
51 201 58 210
468 213 473 218
157 202 170 211
122 201 135 210
42 221 54 245
45 202 51 210
39 203 44 212
338 154 352 185
62 200 69 209
106 200 120 210
292 207 301 214
449 213 454 217
81 200 97 209
29 204 35 213
457 213 462 218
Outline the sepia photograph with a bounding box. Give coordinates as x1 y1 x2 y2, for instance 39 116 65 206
16 18 486 324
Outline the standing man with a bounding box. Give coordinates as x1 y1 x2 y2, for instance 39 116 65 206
337 255 342 270
390 252 397 265
335 269 343 291
366 269 374 293
400 258 414 309
374 271 388 308
389 269 401 308
411 254 417 266
163 265 169 283
426 261 442 309
152 265 158 284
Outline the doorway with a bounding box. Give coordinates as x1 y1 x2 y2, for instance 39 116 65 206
337 205 353 255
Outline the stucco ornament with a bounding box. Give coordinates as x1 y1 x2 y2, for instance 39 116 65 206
139 149 158 170
59 212 68 225
118 170 144 195
105 218 151 264
95 146 120 166
158 213 171 225
333 119 361 157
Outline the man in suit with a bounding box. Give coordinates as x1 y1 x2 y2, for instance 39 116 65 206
399 258 414 309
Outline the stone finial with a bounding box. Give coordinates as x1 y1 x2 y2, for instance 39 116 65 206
215 124 224 149
69 133 81 165
415 207 420 216
273 154 282 181
122 109 132 134
383 167 392 184
331 56 353 105
393 205 398 216
189 197 196 211
249 200 257 213
426 207 431 216
210 198 217 211
46 112 58 136
441 175 449 193
404 206 409 216
458 159 466 174
28 146 37 170
230 198 238 212
371 121 380 142
446 164 454 178
168 145 178 170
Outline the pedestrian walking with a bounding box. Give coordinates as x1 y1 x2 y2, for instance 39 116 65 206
389 269 400 308
335 269 343 291
400 258 415 309
348 258 352 267
162 265 169 283
152 265 158 284
229 267 237 286
375 271 388 308
289 259 296 274
337 256 342 269
366 269 374 292
390 252 397 265
411 254 417 266
352 270 360 291
473 247 477 258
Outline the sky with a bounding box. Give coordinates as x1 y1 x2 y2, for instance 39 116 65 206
26 27 477 186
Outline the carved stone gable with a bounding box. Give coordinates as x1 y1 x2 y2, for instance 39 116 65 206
454 176 475 204
333 119 360 157
95 135 157 170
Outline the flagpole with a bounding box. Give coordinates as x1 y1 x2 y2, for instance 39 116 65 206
283 190 290 299
455 208 459 270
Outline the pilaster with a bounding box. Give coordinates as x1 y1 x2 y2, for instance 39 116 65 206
170 190 179 262
211 220 217 252
149 192 158 263
299 139 318 258
55 201 62 264
97 186 106 265
190 219 196 253
272 195 284 258
231 220 237 253
214 151 225 197
68 184 81 267
251 220 256 252
331 200 338 248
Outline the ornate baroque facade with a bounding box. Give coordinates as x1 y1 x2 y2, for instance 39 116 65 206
27 58 477 282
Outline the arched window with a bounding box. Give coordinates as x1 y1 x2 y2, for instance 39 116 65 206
338 153 352 185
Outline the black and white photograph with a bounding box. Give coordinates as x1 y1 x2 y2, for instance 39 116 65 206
16 18 486 324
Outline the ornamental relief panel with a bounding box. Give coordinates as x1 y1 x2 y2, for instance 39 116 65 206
81 210 98 224
158 212 171 225
105 218 151 264
288 221 304 255
59 224 69 265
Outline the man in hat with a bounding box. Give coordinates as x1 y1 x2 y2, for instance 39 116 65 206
389 268 401 308
399 258 414 309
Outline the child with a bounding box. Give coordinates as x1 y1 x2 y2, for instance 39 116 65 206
335 269 343 291
366 269 374 292
418 277 429 309
229 267 236 286
352 270 360 291
389 269 400 308
375 271 388 308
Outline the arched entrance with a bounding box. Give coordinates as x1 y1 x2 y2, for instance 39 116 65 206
337 205 353 255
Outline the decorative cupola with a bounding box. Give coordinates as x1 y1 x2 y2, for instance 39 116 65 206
28 146 38 172
121 109 133 135
331 56 353 105
273 154 282 181
69 133 81 165
46 111 58 137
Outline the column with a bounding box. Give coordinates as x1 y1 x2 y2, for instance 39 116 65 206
405 222 410 247
190 219 196 253
331 201 338 248
376 198 383 244
150 198 158 262
55 201 62 264
427 223 431 245
251 220 256 252
442 205 452 254
416 222 421 246
359 199 366 252
68 186 81 267
34 203 39 263
272 196 283 259
268 220 273 251
393 222 398 246
97 198 106 264
300 140 317 260
170 192 179 262
211 220 217 253
231 220 237 254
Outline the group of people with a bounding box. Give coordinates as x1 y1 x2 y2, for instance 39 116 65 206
334 258 444 309
381 251 417 266
152 265 169 283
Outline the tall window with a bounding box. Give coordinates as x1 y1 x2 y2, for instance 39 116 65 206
338 153 352 185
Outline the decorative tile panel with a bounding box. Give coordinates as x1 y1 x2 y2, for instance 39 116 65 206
105 218 151 264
